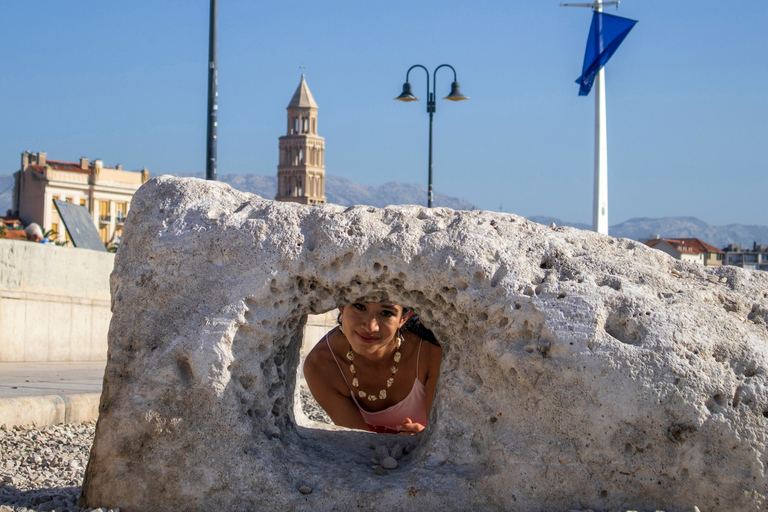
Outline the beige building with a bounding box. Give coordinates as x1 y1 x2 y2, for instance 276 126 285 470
11 152 148 244
645 237 724 266
275 75 326 205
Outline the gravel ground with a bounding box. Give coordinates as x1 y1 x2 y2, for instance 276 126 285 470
0 388 330 512
0 421 103 512
299 385 333 424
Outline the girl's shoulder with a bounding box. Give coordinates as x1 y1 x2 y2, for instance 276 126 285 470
305 328 338 365
402 330 442 371
304 328 349 393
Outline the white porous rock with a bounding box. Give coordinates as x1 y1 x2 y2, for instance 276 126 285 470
81 176 768 512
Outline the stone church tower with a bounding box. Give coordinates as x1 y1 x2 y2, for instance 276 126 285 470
275 75 326 205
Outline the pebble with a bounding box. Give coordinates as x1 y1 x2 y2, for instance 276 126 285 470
390 444 403 460
298 486 312 495
374 466 388 476
374 445 389 460
380 457 397 470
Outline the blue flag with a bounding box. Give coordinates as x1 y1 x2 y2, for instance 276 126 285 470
576 11 638 96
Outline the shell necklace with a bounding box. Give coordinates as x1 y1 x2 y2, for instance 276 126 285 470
346 333 403 402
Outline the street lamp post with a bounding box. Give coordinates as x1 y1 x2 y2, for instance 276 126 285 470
395 64 468 208
205 0 218 181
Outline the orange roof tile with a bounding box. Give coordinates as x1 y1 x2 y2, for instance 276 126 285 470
645 238 723 255
45 160 92 174
1 230 28 241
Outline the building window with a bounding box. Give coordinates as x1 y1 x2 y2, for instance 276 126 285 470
99 226 108 244
80 198 88 209
50 222 58 239
745 254 758 263
115 202 127 223
99 200 111 222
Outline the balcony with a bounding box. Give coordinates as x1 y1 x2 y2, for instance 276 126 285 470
99 215 111 223
115 214 127 224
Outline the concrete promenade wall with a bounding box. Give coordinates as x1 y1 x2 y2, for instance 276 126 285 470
0 239 114 362
0 238 333 364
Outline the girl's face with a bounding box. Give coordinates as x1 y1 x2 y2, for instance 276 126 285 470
339 302 412 357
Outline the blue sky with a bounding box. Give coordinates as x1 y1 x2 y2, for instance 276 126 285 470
2 1 766 226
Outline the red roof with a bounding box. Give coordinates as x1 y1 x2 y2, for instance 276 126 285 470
1 230 28 241
646 238 723 255
0 216 22 229
44 160 92 174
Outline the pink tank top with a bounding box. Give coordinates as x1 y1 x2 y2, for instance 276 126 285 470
326 331 427 433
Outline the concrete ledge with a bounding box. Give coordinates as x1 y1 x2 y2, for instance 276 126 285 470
0 392 101 427
0 239 113 362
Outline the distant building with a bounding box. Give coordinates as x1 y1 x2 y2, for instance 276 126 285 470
11 152 149 244
0 216 25 241
275 75 326 205
722 243 768 271
645 236 723 266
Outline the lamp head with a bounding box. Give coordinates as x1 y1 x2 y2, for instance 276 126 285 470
394 82 419 102
443 81 469 101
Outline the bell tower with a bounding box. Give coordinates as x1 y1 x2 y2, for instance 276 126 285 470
276 75 326 205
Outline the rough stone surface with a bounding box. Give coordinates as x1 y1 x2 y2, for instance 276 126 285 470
380 456 398 470
82 177 768 511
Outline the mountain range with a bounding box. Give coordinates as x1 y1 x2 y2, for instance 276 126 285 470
528 216 768 250
1 172 765 249
168 172 477 211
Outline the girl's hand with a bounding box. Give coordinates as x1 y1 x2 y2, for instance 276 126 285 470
396 418 425 435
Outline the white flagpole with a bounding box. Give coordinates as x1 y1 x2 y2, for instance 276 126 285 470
562 0 617 235
593 0 609 235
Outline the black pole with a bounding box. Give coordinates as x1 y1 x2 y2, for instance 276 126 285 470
396 64 466 208
205 0 218 181
427 93 435 208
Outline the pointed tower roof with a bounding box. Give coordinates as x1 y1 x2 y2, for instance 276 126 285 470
287 74 318 109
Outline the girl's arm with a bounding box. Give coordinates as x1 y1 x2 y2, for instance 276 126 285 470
303 340 370 431
396 341 443 434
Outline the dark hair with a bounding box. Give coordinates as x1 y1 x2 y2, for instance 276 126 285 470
336 305 439 346
403 313 439 346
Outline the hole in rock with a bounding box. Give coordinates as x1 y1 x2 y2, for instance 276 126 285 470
604 312 642 345
295 303 442 436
